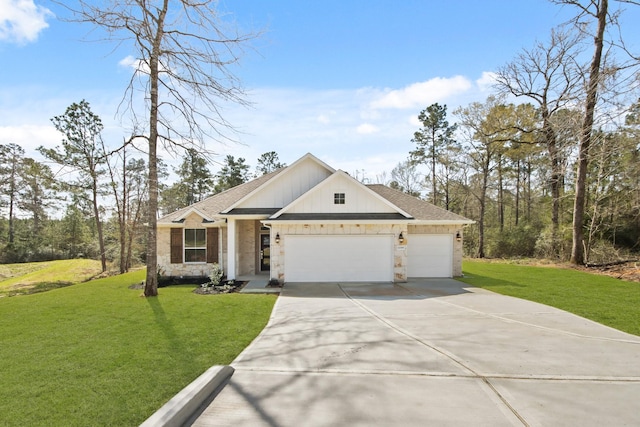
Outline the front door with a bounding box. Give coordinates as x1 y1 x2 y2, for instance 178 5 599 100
260 233 270 271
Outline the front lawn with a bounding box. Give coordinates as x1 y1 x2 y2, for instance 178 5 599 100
460 259 640 336
0 270 276 426
0 259 103 296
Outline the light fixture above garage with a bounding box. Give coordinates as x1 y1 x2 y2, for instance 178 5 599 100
399 232 405 244
275 233 280 244
456 231 462 242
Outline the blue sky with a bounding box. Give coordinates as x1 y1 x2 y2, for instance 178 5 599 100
1 0 639 181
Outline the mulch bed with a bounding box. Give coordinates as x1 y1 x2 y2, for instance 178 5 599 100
129 280 248 294
192 281 247 295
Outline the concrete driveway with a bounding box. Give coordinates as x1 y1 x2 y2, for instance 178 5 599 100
192 279 640 426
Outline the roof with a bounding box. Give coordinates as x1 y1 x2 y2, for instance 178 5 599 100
158 168 285 224
366 184 473 223
157 154 474 226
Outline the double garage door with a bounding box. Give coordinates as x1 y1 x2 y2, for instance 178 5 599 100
284 235 394 282
283 233 453 282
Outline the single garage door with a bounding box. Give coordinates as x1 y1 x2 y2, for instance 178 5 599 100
284 235 394 282
407 234 453 278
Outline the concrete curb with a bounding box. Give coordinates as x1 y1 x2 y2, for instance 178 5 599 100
139 365 234 427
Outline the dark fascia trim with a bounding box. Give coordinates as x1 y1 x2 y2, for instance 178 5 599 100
225 208 281 215
269 213 413 221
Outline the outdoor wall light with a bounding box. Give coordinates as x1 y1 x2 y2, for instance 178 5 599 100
456 231 462 242
399 232 405 244
275 233 280 244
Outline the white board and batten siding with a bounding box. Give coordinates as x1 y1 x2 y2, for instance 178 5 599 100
284 172 397 215
284 235 394 282
407 234 453 278
236 158 333 209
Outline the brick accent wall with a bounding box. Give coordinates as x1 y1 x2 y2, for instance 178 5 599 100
237 220 258 276
157 212 224 279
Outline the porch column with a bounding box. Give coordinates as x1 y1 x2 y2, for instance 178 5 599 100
227 218 236 280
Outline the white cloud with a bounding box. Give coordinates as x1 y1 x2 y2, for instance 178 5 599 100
476 71 497 92
0 0 52 44
119 55 150 73
356 123 379 135
317 112 336 124
0 124 59 154
369 76 473 110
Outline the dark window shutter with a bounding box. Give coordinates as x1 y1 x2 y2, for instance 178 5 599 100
170 228 183 264
207 228 219 263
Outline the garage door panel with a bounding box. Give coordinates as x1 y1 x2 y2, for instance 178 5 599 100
407 234 452 278
285 235 393 282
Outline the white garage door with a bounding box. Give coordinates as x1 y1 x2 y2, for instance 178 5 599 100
284 235 394 282
407 234 453 278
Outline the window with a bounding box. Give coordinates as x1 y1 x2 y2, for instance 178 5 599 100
334 192 345 204
184 229 206 262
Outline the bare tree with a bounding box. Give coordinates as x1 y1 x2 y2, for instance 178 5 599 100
558 0 610 265
549 0 640 264
61 1 257 295
104 140 148 274
390 160 423 198
495 28 585 253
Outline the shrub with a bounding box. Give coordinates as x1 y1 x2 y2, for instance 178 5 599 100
488 224 541 258
208 263 224 286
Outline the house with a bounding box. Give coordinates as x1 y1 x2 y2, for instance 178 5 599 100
157 153 474 283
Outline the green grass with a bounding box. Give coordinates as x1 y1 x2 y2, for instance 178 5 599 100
460 259 640 336
0 270 277 426
0 259 103 296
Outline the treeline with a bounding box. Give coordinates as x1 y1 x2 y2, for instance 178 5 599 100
0 100 286 269
1 96 638 267
382 98 640 264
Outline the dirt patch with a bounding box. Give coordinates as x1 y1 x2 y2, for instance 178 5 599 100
581 261 640 283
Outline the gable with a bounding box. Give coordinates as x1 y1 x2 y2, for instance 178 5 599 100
272 170 411 218
224 154 334 212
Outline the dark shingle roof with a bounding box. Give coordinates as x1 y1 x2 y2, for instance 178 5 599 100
367 184 473 223
158 168 284 224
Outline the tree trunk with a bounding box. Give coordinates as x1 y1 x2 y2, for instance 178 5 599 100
515 159 521 226
497 153 504 232
144 0 169 297
119 151 127 274
478 154 490 258
571 0 607 265
542 111 562 255
526 158 532 222
92 179 107 272
431 129 437 206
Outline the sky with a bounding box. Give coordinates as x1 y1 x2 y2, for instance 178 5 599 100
1 0 639 182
